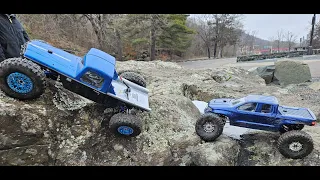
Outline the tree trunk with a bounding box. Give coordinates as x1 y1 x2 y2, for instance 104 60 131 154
115 29 123 61
214 17 219 58
85 15 104 49
92 27 104 49
213 40 218 58
220 46 224 58
277 41 280 52
233 44 236 56
207 44 211 59
150 15 156 61
289 43 291 52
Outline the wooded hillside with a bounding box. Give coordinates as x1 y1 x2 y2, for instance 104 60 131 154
17 14 273 61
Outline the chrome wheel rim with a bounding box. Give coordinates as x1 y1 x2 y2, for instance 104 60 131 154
289 142 303 152
203 122 215 133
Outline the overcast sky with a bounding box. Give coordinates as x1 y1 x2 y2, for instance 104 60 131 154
243 14 319 41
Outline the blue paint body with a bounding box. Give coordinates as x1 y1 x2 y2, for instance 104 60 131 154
205 95 317 132
22 40 117 94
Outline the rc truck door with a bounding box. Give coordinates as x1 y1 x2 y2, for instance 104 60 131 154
233 102 259 128
254 103 278 131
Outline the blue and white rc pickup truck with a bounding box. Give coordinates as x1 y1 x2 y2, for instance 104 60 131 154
195 95 317 159
0 40 151 137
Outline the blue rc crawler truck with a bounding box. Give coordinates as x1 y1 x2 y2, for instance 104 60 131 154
195 95 317 159
0 40 151 137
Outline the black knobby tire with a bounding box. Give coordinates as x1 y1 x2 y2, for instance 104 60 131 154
109 113 142 137
292 124 304 131
195 113 225 142
277 130 314 159
0 58 46 100
119 71 147 88
20 41 28 56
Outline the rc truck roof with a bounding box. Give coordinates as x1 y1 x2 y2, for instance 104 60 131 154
244 95 279 105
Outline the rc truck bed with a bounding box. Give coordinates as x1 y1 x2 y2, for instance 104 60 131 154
278 106 315 120
25 41 84 78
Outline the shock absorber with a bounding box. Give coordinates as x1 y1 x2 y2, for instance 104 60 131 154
282 124 289 132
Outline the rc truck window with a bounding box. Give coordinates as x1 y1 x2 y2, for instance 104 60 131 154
80 71 104 88
238 103 257 112
261 104 272 113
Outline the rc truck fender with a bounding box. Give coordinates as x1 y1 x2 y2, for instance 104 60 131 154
212 110 232 118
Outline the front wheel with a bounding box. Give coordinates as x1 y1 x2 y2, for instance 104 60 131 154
0 58 46 100
195 113 225 142
109 113 142 137
277 130 314 159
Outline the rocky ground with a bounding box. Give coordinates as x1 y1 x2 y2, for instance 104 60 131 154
0 60 320 166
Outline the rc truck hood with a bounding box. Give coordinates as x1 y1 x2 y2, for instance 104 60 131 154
208 98 235 109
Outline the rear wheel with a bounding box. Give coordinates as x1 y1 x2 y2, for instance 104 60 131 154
195 113 225 142
109 113 142 137
277 130 313 159
0 58 46 100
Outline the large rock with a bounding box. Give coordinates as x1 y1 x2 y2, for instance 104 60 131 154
65 94 202 166
249 65 276 84
309 82 320 91
274 60 312 86
0 81 103 166
116 60 267 103
189 135 240 166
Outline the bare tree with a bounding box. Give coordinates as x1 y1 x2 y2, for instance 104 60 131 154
205 14 243 58
238 30 257 55
286 31 297 51
275 30 284 52
83 14 105 49
238 30 249 55
268 36 275 53
192 15 215 59
18 14 99 55
187 14 243 58
248 30 257 53
211 14 220 58
268 36 275 46
82 14 127 60
216 14 243 58
229 29 242 56
185 17 207 58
